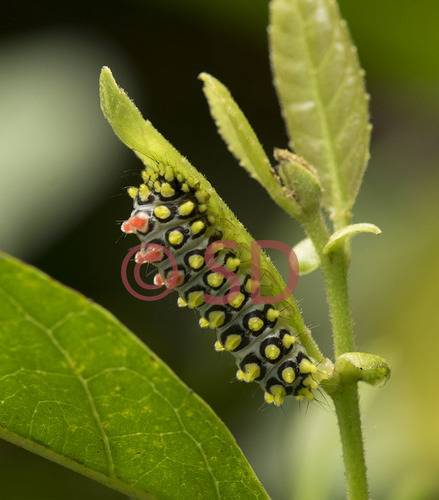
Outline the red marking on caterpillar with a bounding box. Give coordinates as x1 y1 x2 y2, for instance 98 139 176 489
135 247 164 264
121 243 178 301
122 215 149 234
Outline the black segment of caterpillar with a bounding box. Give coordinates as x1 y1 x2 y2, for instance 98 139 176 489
121 163 322 406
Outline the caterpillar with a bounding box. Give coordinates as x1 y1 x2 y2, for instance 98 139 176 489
121 162 323 406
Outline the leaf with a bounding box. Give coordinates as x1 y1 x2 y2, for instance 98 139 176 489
269 0 371 222
199 73 273 187
293 238 320 275
323 222 381 254
199 73 321 225
334 352 391 388
0 252 270 500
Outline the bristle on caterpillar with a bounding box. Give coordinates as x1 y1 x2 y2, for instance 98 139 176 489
122 163 322 405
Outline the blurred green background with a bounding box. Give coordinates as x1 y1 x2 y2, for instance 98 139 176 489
1 0 439 498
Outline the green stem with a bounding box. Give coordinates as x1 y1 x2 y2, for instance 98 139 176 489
321 248 354 356
332 383 368 500
302 210 368 499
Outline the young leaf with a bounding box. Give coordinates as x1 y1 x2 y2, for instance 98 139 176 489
269 0 371 224
199 73 321 225
333 352 391 388
323 222 381 254
199 72 273 187
0 252 269 500
293 238 320 275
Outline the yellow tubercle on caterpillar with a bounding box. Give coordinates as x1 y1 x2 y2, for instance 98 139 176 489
228 292 245 309
178 201 195 216
245 278 260 294
266 308 280 322
225 256 240 271
160 182 175 198
282 334 296 349
214 340 225 351
199 317 210 328
268 385 286 406
295 387 314 402
190 220 205 235
248 317 264 332
236 369 245 381
241 363 260 383
199 204 208 214
224 334 242 351
264 392 274 404
164 166 174 182
208 310 226 328
139 184 150 201
127 186 138 199
177 297 187 308
187 290 204 309
303 375 319 390
281 366 296 384
264 344 281 361
186 176 198 189
154 205 171 220
168 230 184 246
299 358 318 374
206 273 224 288
194 189 209 203
187 254 204 270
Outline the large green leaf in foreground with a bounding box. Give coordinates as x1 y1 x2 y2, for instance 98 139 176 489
0 253 269 499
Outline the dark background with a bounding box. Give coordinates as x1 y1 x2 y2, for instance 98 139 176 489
1 1 439 498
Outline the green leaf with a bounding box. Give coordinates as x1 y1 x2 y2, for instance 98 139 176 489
323 223 381 254
293 238 320 275
334 352 391 388
199 72 273 187
0 252 269 500
199 73 322 226
269 0 371 224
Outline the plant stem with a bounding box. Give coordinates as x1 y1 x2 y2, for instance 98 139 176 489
332 383 368 500
321 248 354 356
302 211 368 499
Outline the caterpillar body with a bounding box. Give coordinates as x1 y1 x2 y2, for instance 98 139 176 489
121 162 322 406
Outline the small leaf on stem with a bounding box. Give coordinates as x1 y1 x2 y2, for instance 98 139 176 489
293 238 320 275
323 223 381 255
334 352 391 387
